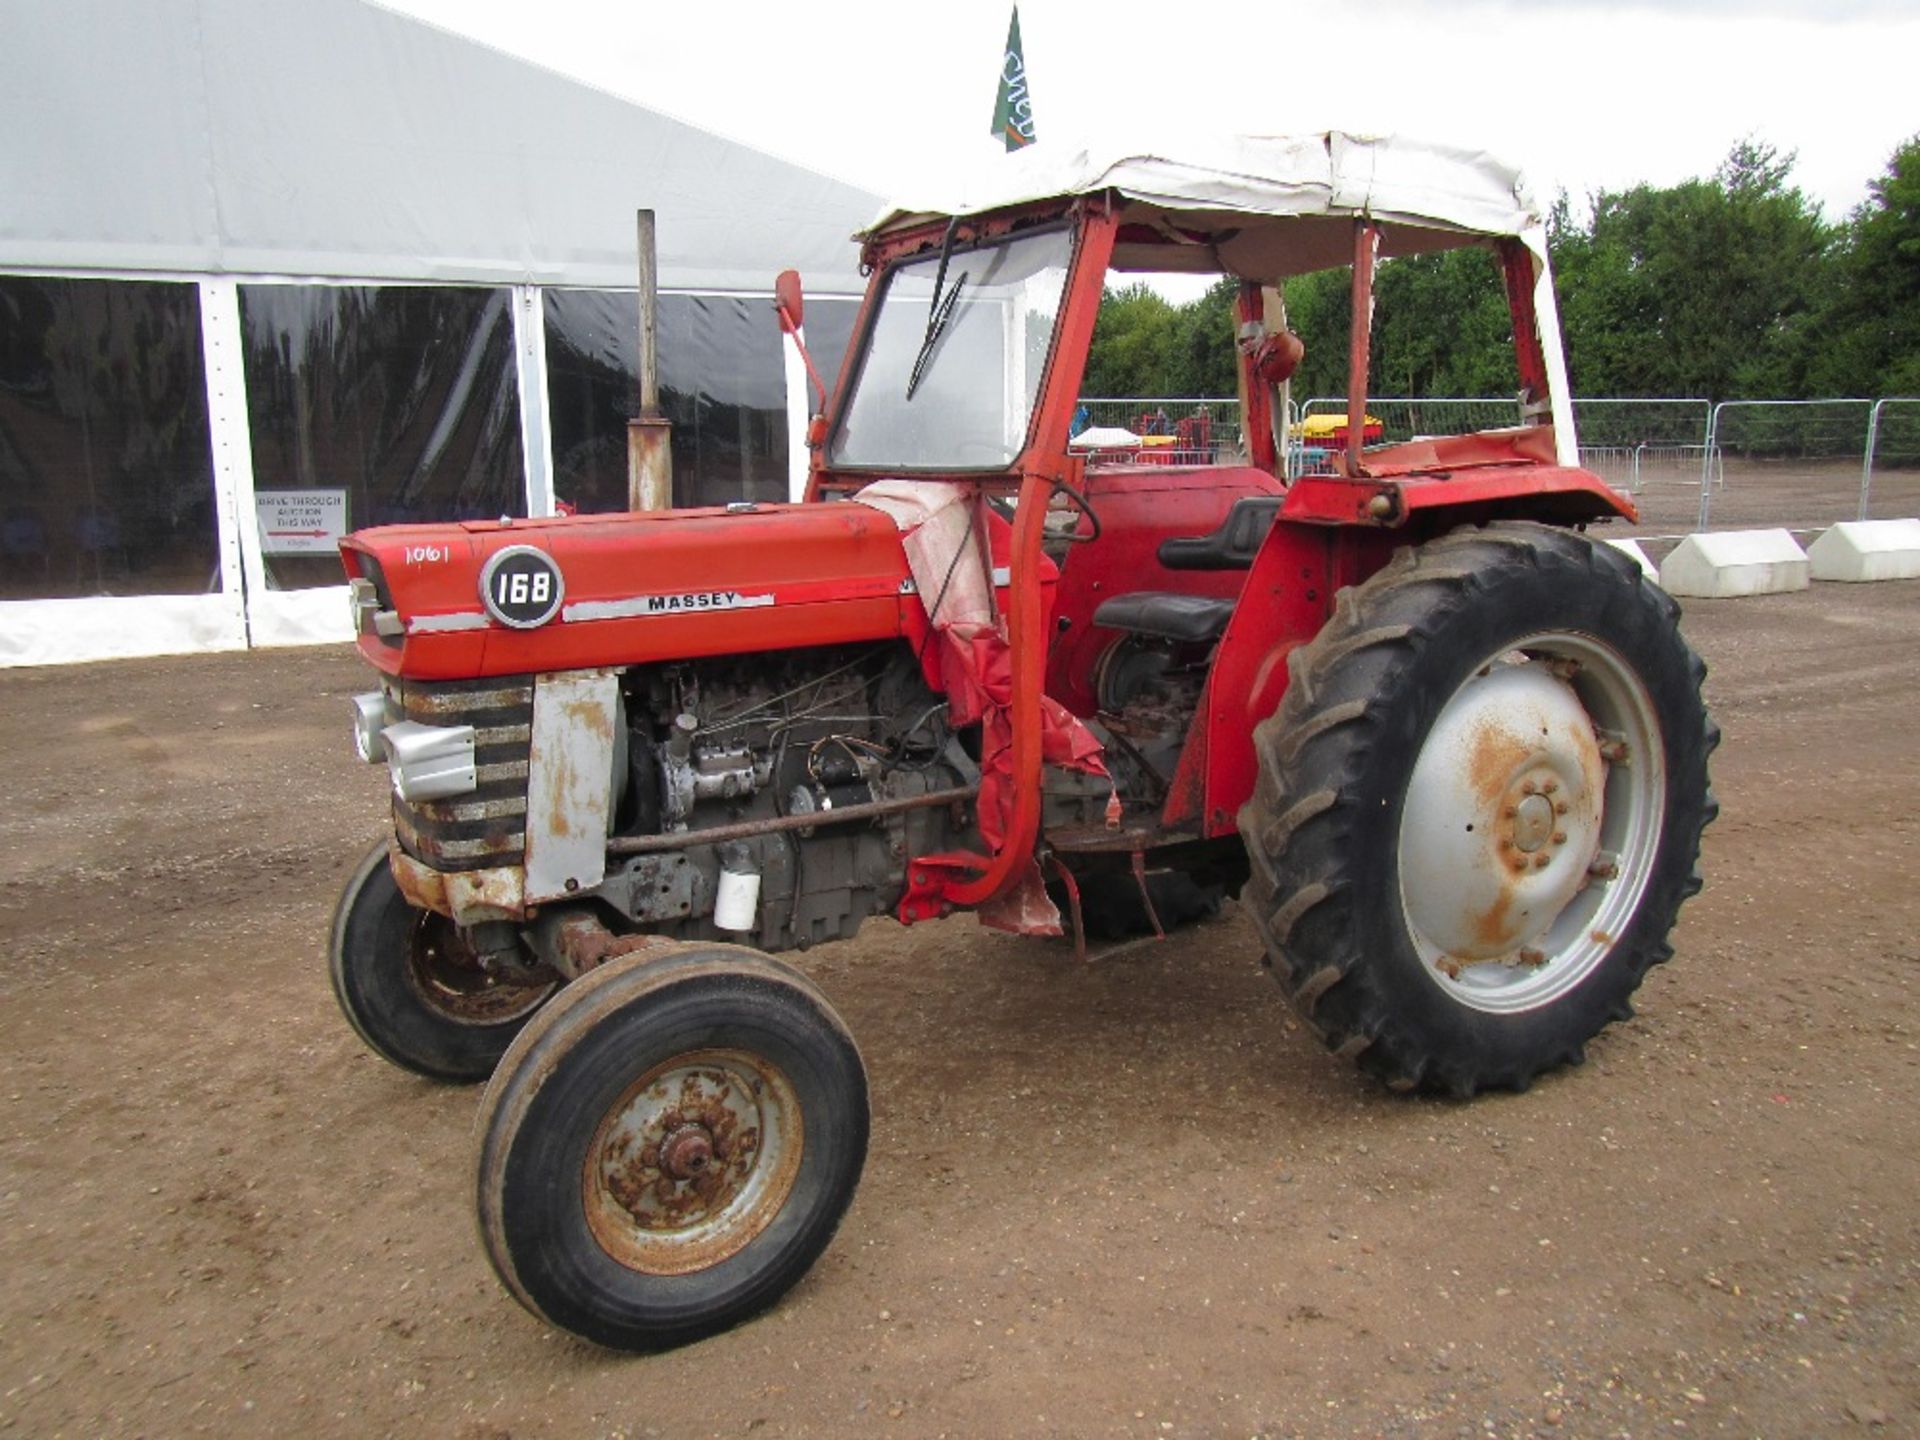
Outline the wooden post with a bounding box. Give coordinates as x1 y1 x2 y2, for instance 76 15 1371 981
626 209 673 511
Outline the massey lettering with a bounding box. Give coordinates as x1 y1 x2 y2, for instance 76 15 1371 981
645 590 748 614
559 589 776 624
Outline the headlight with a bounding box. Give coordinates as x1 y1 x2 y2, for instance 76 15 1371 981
382 721 478 802
351 691 389 763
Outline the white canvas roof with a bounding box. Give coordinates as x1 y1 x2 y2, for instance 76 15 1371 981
869 131 1545 279
0 0 878 294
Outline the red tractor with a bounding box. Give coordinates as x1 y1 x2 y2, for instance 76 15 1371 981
330 133 1714 1350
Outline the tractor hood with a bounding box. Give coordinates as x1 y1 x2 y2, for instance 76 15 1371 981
341 501 1011 681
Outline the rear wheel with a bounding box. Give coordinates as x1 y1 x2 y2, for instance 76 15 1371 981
1238 523 1717 1095
328 841 555 1083
474 943 869 1350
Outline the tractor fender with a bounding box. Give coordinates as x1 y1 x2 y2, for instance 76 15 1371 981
1166 460 1632 837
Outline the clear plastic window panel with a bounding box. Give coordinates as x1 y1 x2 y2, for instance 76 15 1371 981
238 284 524 590
0 276 218 600
544 291 789 513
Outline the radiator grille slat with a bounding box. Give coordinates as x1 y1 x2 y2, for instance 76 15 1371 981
389 676 533 871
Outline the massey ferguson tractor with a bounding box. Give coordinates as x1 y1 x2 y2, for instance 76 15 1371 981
329 133 1715 1350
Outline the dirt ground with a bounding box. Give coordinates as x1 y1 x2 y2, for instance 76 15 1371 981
2 578 1917 1440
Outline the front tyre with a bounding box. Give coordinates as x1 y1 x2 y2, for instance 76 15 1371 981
474 944 869 1350
1238 523 1717 1096
328 841 555 1083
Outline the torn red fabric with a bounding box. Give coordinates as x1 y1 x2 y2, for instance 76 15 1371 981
851 480 1109 928
932 619 1106 852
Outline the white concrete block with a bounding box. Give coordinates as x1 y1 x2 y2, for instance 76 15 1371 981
1658 529 1810 599
1603 537 1659 582
1807 518 1920 582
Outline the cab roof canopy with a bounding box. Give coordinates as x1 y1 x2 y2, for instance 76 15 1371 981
866 131 1546 281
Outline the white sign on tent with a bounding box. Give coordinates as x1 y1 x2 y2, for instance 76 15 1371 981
256 490 348 556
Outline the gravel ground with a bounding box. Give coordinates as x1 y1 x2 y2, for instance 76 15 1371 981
0 578 1915 1439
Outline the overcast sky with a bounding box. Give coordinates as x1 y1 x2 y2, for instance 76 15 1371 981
383 0 1916 226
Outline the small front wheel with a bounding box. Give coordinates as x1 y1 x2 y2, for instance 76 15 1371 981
474 944 869 1350
328 841 555 1083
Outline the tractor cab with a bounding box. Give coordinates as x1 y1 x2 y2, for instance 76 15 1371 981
778 132 1634 898
800 131 1613 506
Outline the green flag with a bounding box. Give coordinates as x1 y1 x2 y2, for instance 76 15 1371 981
990 6 1035 152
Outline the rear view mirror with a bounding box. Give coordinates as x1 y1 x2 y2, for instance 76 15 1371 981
775 270 804 333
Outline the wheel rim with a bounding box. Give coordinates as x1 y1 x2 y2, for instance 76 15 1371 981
403 912 554 1026
582 1048 804 1276
1397 632 1666 1014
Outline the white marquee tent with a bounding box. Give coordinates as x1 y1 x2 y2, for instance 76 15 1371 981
0 0 880 666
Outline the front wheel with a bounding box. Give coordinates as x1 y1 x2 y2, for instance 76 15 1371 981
328 841 555 1083
474 943 869 1350
1238 523 1717 1096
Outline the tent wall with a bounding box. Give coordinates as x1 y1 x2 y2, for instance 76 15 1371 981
0 0 875 294
0 270 864 666
0 0 879 667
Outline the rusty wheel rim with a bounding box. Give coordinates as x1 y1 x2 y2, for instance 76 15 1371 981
403 912 554 1027
1398 632 1666 1014
582 1048 803 1277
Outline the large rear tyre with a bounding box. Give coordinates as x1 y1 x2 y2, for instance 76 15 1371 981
474 944 869 1351
1238 523 1717 1096
328 841 555 1084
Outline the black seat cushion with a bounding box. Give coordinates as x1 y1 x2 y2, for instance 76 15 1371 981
1157 495 1282 571
1092 592 1236 643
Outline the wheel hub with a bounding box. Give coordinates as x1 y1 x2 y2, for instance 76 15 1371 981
658 1123 717 1181
1396 633 1667 1015
583 1050 802 1276
1509 792 1557 854
405 913 553 1026
1400 658 1607 965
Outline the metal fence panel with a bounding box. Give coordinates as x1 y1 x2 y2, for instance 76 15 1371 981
1079 392 1920 533
1568 399 1712 504
1863 398 1920 521
1292 396 1530 478
1076 397 1245 466
1702 400 1874 531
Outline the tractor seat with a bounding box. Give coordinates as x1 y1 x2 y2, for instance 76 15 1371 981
1157 495 1282 570
1092 592 1236 644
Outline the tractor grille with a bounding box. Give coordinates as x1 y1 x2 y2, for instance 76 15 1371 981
388 675 533 872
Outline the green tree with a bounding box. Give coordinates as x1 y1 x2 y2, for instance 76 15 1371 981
1370 246 1517 397
1080 283 1183 396
1807 136 1920 395
1280 267 1350 399
1556 139 1834 400
1082 278 1241 397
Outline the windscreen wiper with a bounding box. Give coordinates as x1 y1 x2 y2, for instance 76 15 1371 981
905 270 967 401
906 221 967 401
